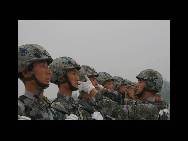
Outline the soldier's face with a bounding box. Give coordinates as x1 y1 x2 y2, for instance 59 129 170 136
136 80 145 94
119 85 127 94
104 80 114 92
67 69 79 88
89 76 98 88
33 61 52 85
127 86 136 98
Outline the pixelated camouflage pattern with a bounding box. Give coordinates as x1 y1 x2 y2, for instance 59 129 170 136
80 65 98 77
18 95 56 120
136 69 163 92
51 93 93 120
113 76 129 91
18 44 53 73
95 91 128 120
97 72 114 85
123 98 169 120
49 56 81 85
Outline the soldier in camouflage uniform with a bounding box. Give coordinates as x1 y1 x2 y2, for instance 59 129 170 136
113 76 130 105
49 57 103 120
18 44 57 120
78 65 99 101
78 65 104 120
125 81 138 100
123 69 169 120
78 71 127 120
96 72 119 102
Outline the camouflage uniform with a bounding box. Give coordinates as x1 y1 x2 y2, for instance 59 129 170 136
129 69 170 120
18 44 56 120
95 90 128 120
96 72 119 102
113 76 130 105
78 92 97 120
78 64 99 117
49 57 94 120
18 91 56 120
51 92 93 120
123 98 169 120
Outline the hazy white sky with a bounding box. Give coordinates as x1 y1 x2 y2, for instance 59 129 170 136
18 20 170 99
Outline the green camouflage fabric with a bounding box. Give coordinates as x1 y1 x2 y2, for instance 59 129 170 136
101 90 123 105
18 94 56 120
77 91 98 120
18 44 53 74
113 91 125 105
113 76 129 91
136 69 163 92
97 72 114 85
51 93 93 120
49 57 81 85
124 79 132 86
123 98 169 120
95 91 128 120
79 65 98 79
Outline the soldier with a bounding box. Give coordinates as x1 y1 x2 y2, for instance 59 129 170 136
113 76 129 105
78 65 104 120
135 69 165 103
124 69 169 120
79 65 99 100
79 66 128 120
97 72 114 92
126 81 138 100
49 57 103 120
18 44 56 120
96 72 119 102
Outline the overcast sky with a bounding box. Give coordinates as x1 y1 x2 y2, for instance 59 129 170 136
18 20 170 99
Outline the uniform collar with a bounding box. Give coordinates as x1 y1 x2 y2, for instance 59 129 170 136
24 89 43 100
57 92 72 101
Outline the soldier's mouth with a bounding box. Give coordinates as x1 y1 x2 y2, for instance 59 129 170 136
45 78 51 82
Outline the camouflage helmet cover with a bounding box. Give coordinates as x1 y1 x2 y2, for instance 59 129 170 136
18 44 53 73
136 69 163 92
113 76 129 90
49 56 81 85
79 65 98 77
97 72 114 85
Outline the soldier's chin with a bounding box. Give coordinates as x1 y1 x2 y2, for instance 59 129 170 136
135 91 142 95
72 84 78 89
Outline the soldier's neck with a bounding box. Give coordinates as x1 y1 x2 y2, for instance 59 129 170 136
25 81 43 96
142 91 155 99
59 84 72 97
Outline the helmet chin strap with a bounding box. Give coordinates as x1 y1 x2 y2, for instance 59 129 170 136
26 73 49 97
64 75 78 91
33 74 49 89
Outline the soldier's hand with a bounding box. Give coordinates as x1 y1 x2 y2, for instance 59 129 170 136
18 115 31 120
158 109 170 120
65 114 79 120
78 75 95 94
91 112 103 120
97 84 104 90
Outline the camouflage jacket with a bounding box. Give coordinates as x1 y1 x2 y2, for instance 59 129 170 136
113 91 125 105
95 91 128 120
123 98 169 120
98 89 123 105
18 91 55 120
78 91 105 120
51 93 93 120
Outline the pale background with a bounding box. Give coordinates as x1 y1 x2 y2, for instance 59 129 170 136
18 20 170 99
